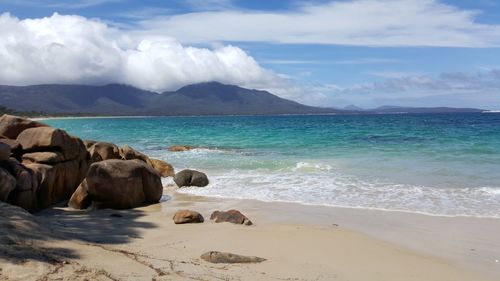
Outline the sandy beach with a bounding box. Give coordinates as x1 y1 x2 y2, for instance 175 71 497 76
1 187 498 281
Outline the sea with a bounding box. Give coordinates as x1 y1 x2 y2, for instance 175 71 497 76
44 113 500 218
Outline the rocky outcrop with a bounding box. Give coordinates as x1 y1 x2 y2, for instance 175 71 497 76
174 169 209 187
210 210 253 225
0 114 47 139
173 210 204 224
0 114 171 212
16 126 90 209
150 158 175 177
200 251 266 264
69 159 163 210
2 160 40 212
168 145 197 152
0 114 90 211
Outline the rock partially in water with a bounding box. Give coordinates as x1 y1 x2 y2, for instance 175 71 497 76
210 210 253 226
200 251 266 264
119 145 154 166
168 145 197 152
173 209 204 224
150 158 175 177
174 169 209 187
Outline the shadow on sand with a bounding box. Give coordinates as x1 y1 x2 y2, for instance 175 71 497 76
0 197 169 265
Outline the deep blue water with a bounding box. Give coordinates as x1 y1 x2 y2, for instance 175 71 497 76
45 113 500 217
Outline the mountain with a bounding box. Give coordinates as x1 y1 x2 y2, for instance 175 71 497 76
343 105 364 111
0 82 337 116
0 82 485 116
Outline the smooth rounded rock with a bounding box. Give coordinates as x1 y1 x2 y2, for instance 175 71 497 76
174 169 209 187
173 209 204 224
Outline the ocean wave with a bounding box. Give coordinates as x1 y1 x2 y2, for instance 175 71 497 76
292 162 333 172
176 169 500 218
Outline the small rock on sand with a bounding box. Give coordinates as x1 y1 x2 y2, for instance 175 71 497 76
173 209 204 224
210 210 253 225
200 251 266 264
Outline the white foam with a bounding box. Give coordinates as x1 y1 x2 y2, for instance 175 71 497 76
177 168 500 218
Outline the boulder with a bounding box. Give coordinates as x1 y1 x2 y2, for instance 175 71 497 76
0 114 47 139
68 183 91 209
174 169 209 187
17 127 86 161
0 142 10 161
119 145 153 165
24 153 89 209
88 142 121 162
150 158 175 177
0 167 16 201
210 210 253 225
200 251 265 264
83 140 97 149
168 145 196 152
69 159 162 209
3 161 39 212
173 210 204 224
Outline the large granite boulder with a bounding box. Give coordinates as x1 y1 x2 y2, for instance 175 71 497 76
173 209 204 224
0 114 47 139
17 127 89 209
17 127 85 161
174 169 209 187
3 160 39 212
210 210 253 225
150 158 175 177
69 159 163 210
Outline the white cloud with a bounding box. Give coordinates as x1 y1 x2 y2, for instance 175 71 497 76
0 13 284 92
1 0 122 9
137 0 500 47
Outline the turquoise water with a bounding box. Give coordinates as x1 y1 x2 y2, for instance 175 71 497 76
45 113 500 217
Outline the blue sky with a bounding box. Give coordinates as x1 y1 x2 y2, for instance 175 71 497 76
1 0 500 109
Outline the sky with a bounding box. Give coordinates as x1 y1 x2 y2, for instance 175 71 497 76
1 0 500 109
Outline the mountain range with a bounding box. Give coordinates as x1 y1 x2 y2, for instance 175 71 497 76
0 82 484 116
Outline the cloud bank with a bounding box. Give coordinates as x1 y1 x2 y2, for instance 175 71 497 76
0 13 283 92
309 69 500 109
138 0 500 47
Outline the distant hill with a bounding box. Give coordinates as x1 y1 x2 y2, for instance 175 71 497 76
340 104 484 114
369 106 484 114
0 82 337 116
0 82 485 116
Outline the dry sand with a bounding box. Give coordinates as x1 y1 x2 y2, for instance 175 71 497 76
1 188 498 281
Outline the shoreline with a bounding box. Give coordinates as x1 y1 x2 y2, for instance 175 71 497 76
175 190 500 219
167 190 500 278
33 110 498 122
15 188 495 280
